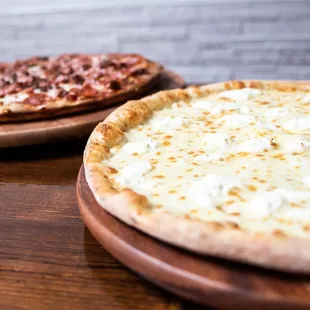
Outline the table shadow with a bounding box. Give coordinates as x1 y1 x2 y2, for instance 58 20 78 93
83 226 209 310
0 138 87 162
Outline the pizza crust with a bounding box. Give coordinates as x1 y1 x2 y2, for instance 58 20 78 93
84 80 310 273
0 57 162 122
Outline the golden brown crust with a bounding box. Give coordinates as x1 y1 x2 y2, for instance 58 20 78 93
0 58 162 122
84 80 310 273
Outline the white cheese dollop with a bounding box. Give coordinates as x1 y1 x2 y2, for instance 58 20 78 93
152 117 190 131
245 188 310 219
121 139 157 155
217 88 261 101
265 107 289 119
288 156 309 169
190 174 243 208
203 133 232 150
192 100 250 114
283 117 310 132
221 114 256 128
135 179 158 195
236 137 273 153
115 160 152 187
246 189 287 219
191 100 214 110
283 138 310 153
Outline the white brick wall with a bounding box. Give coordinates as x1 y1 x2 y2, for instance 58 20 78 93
0 0 309 83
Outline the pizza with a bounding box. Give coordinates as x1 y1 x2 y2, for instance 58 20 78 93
0 53 162 122
84 80 310 273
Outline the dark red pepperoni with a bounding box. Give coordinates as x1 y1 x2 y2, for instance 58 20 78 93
58 89 68 98
82 85 99 98
71 74 85 84
82 63 92 70
109 80 121 90
25 95 45 106
66 94 78 101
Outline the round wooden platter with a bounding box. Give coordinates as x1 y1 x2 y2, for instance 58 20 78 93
0 70 185 148
76 166 310 310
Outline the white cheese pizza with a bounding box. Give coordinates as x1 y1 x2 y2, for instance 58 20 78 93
84 80 310 273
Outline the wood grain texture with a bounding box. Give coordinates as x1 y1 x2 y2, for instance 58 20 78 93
77 166 310 310
0 70 185 148
0 139 209 310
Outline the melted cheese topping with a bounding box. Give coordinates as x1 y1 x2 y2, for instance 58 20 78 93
104 88 310 237
1 93 29 105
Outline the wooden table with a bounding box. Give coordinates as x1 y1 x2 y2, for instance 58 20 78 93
0 139 210 310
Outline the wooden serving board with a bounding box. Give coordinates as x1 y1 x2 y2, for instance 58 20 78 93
77 166 310 310
0 70 185 148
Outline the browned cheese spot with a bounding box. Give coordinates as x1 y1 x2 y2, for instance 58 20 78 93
271 141 279 149
247 185 257 192
212 221 225 231
228 189 245 202
273 154 285 160
303 225 310 232
226 222 240 230
105 166 118 174
225 200 235 205
218 96 234 102
153 175 165 179
272 229 287 238
290 202 301 208
230 212 240 216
